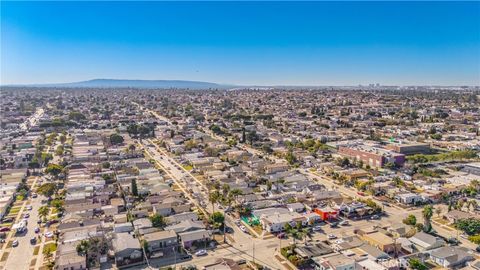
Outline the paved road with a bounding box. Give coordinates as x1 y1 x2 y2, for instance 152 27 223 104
135 103 477 265
4 191 44 270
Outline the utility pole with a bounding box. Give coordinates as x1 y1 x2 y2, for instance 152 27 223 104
253 241 256 267
173 246 177 270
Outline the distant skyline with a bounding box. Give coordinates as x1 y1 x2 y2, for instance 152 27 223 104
1 1 479 86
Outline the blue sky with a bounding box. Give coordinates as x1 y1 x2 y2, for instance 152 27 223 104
1 1 479 86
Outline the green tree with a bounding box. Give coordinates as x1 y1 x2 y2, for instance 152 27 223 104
51 199 64 212
37 183 57 198
149 214 166 228
110 133 124 145
209 190 221 213
68 111 86 121
131 179 138 196
209 212 225 228
45 163 63 178
455 218 480 235
59 135 67 144
38 206 50 221
468 235 480 244
403 214 417 226
285 151 297 165
409 258 427 270
422 205 433 232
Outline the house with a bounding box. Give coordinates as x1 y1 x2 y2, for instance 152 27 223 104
164 219 205 233
143 230 178 253
260 211 306 233
132 218 152 230
178 229 211 249
294 242 333 259
114 222 134 233
314 207 338 221
444 210 474 224
357 228 400 254
55 242 87 270
387 223 414 238
409 232 445 251
112 232 144 269
287 202 305 213
203 258 242 270
429 246 474 268
311 253 356 270
395 193 423 205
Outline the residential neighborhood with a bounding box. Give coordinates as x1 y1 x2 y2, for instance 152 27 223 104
0 87 479 270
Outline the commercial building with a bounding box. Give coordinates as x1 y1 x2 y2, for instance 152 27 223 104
338 143 405 168
385 142 431 155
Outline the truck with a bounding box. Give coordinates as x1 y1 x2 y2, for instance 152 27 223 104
12 221 27 234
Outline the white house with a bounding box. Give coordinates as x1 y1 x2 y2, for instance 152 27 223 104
395 193 423 205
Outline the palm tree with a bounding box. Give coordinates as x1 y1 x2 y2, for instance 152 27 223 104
423 205 433 232
209 190 221 213
38 206 49 222
128 144 136 155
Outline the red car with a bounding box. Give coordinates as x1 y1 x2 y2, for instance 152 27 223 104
0 227 11 232
357 192 365 196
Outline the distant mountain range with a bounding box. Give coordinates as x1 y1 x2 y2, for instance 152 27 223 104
4 79 233 89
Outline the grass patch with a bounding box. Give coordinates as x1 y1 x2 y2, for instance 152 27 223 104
7 240 13 248
0 251 9 262
10 206 21 213
33 246 40 255
0 222 13 228
252 225 263 235
43 242 57 253
182 164 193 171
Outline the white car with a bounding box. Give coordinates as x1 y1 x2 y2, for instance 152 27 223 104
339 220 349 226
312 225 322 232
12 239 19 247
44 231 54 238
26 205 33 211
195 249 207 256
239 225 247 233
327 234 337 240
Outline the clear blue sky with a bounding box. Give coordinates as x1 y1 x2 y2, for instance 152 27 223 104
1 1 479 86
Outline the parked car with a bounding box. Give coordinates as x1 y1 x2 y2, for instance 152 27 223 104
26 205 32 211
327 234 337 240
330 222 339 228
277 232 287 239
195 249 207 256
370 215 380 220
30 237 37 244
12 239 19 247
382 202 390 207
32 193 38 198
312 226 323 232
0 227 10 232
24 213 30 218
2 217 13 223
239 225 247 233
34 227 40 233
339 220 349 226
44 231 54 238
